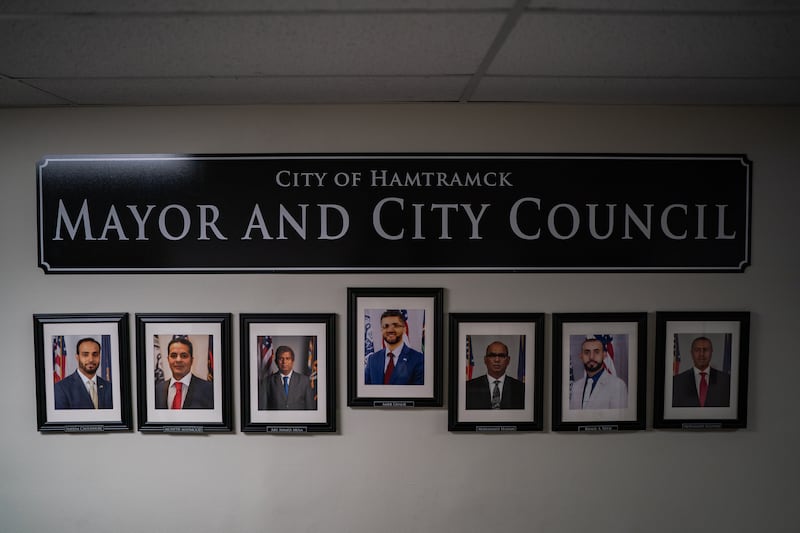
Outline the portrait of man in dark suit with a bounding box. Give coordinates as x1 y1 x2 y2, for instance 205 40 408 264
259 345 316 410
364 309 424 385
672 336 731 407
54 337 113 409
155 337 214 409
466 340 524 409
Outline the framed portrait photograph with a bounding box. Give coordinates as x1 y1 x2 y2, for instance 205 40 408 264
552 313 647 432
33 313 132 432
448 313 545 432
135 313 232 433
240 313 336 433
347 287 443 407
654 311 750 429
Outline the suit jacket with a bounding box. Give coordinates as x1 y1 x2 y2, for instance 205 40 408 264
155 375 214 409
672 367 731 407
365 344 424 385
465 374 525 409
259 371 316 410
569 371 628 409
54 370 113 409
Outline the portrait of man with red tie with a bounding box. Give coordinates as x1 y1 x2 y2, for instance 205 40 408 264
364 309 424 385
672 336 731 408
155 336 214 410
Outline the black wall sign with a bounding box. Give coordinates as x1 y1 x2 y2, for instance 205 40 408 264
37 154 751 273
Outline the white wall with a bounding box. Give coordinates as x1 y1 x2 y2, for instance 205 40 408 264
1 104 797 533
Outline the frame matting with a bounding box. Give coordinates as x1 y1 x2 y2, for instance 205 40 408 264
135 313 232 433
552 313 647 432
448 313 545 432
240 313 336 433
654 311 750 429
347 287 443 407
33 313 132 432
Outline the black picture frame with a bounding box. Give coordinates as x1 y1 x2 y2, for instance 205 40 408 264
654 311 750 429
552 313 647 432
240 313 336 433
33 313 132 432
347 287 443 407
135 313 232 433
448 313 545 432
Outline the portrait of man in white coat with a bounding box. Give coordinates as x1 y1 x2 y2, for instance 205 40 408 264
569 336 628 410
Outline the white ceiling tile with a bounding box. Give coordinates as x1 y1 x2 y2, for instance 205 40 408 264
490 12 800 77
0 78 68 106
472 76 800 104
1 1 798 107
25 76 471 105
4 1 794 14
526 1 800 12
0 1 517 14
0 13 504 77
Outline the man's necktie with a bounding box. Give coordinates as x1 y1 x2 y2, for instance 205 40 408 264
88 380 98 409
172 381 182 409
383 353 395 384
283 376 289 396
699 371 709 407
491 380 501 409
582 379 593 408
